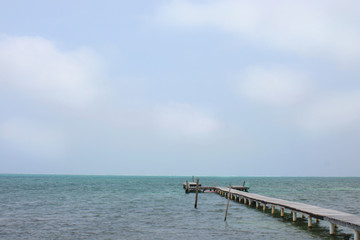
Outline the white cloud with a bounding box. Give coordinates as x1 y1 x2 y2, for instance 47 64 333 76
299 91 360 133
0 35 102 107
0 119 66 156
158 0 360 66
239 65 310 106
153 103 219 137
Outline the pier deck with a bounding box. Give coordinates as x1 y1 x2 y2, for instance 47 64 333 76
216 187 360 239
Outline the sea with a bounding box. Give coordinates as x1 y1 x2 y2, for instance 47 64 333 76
0 175 359 240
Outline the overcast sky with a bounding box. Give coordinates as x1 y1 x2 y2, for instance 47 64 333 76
1 0 360 176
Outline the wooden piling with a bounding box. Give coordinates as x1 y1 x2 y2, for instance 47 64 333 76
354 230 359 240
224 185 231 221
292 211 297 222
271 206 275 215
330 223 335 235
308 216 312 228
280 207 284 217
194 178 199 208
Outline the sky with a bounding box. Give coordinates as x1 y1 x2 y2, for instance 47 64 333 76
1 0 360 176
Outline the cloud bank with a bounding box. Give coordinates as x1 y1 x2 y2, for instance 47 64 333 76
0 35 102 107
158 0 360 66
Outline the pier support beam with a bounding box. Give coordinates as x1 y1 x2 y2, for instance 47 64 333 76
224 186 231 221
354 230 359 240
329 223 335 235
249 200 252 207
194 178 199 208
308 216 312 228
280 208 284 217
271 206 275 215
292 211 297 222
256 201 259 209
263 204 266 212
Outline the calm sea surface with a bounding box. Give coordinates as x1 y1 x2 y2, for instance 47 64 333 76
0 175 359 239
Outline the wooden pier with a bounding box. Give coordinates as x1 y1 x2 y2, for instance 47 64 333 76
216 187 360 240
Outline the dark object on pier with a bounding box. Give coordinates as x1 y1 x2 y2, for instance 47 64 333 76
183 180 249 193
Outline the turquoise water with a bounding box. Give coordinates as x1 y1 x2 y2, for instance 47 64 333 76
0 175 359 239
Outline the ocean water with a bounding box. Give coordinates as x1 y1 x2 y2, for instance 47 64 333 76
0 175 359 240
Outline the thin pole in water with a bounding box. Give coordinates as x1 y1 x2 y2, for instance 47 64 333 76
224 185 232 221
194 178 199 208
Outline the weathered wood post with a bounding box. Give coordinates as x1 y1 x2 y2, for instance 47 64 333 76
194 178 199 208
186 180 189 193
280 208 284 217
224 185 231 221
354 230 359 240
308 216 312 228
292 211 297 222
271 206 275 215
329 223 335 235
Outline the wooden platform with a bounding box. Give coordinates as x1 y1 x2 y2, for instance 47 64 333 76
216 187 360 239
184 185 248 193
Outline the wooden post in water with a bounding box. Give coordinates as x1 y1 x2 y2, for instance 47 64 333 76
308 216 312 228
280 208 284 217
292 211 297 222
224 185 231 221
354 230 359 240
186 180 189 193
194 178 199 208
329 223 335 235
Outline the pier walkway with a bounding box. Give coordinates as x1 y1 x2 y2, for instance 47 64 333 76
216 187 360 240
